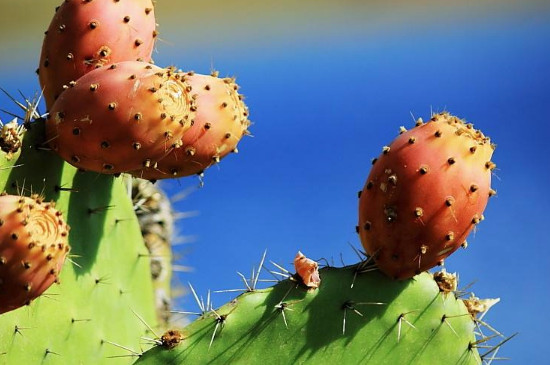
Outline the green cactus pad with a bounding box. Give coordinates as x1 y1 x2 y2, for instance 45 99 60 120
0 120 157 363
136 264 481 364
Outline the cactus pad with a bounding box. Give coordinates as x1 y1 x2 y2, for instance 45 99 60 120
136 263 485 364
0 118 157 363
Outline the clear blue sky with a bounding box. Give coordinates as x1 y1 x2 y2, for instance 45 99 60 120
1 1 549 363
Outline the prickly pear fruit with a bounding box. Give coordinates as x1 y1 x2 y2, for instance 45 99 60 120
46 61 196 174
38 0 157 110
358 112 495 280
0 194 70 314
132 72 250 180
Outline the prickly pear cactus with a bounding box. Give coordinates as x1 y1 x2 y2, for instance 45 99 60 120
132 178 175 329
135 263 491 364
0 116 157 363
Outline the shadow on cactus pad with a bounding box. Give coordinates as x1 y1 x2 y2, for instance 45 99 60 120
135 262 502 364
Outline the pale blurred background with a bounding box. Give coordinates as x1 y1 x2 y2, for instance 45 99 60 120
1 0 549 363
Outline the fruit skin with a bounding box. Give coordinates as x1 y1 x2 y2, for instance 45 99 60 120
132 72 250 180
358 113 496 280
132 178 176 328
38 0 157 110
0 193 70 314
46 61 196 174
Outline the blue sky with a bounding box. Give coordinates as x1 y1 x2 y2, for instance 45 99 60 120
1 1 549 363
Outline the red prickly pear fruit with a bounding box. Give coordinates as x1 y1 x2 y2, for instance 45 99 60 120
0 194 70 314
357 113 496 280
294 251 321 289
38 0 157 110
46 61 196 174
131 72 250 180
